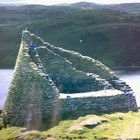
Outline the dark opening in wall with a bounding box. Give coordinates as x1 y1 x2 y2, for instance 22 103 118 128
50 76 106 94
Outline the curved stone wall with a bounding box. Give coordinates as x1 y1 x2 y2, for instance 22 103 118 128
59 90 137 116
2 31 137 130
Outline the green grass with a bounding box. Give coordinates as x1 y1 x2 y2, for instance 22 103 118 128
44 111 140 139
1 111 140 140
0 127 21 140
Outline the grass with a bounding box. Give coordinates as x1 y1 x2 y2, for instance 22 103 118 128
1 111 140 139
44 111 140 139
0 127 21 140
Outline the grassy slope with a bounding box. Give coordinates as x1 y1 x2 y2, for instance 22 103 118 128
0 6 140 68
0 111 140 140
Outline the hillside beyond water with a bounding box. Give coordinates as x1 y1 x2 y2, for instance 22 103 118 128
0 3 140 68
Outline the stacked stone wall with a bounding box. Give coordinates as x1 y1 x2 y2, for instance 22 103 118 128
60 93 137 115
2 31 138 130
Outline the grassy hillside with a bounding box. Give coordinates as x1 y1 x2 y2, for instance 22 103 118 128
0 4 140 68
1 111 140 139
70 2 140 14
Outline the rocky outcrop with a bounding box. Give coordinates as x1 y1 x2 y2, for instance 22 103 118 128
2 30 137 130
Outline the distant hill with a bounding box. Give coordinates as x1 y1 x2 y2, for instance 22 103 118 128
70 2 140 14
0 3 140 68
70 2 99 9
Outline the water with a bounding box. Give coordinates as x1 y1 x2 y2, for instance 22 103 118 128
0 69 14 109
0 69 140 108
116 69 140 106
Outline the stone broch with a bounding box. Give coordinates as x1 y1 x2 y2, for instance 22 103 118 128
2 30 137 130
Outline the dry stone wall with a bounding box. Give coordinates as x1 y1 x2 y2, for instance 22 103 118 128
2 31 138 130
60 92 137 115
37 46 113 93
30 33 132 92
3 31 60 130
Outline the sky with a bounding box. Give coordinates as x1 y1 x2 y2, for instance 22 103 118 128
0 0 140 5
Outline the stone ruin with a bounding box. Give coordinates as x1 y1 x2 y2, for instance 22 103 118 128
2 30 137 130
